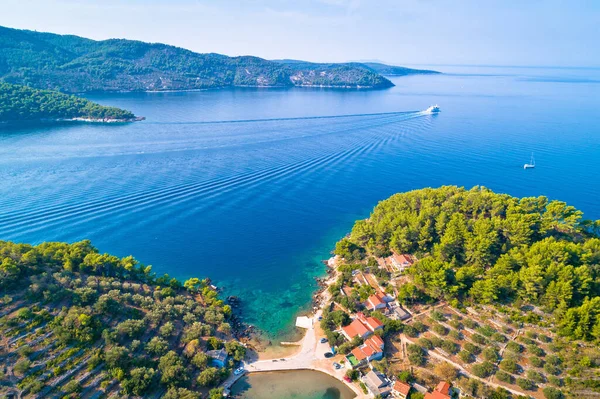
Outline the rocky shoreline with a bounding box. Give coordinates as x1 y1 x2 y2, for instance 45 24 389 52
0 116 145 126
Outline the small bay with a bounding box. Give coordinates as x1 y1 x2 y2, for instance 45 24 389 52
0 65 599 341
229 370 356 399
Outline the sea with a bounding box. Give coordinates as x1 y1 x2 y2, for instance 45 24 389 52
1 65 599 350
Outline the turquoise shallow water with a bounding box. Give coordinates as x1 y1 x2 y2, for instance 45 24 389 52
0 66 599 341
230 370 355 399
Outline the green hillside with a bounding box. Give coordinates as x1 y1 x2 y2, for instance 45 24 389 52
0 240 243 398
0 26 394 92
0 82 138 122
336 186 600 342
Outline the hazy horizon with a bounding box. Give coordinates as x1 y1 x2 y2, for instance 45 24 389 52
2 0 599 68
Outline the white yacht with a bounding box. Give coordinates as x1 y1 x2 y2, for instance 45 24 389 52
425 105 440 114
524 153 535 169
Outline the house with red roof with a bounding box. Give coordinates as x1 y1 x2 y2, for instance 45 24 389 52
340 318 372 341
390 252 416 272
340 285 354 298
345 334 385 369
392 381 411 398
356 312 384 332
424 381 451 399
366 293 387 310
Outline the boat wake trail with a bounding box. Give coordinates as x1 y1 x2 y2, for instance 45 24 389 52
0 110 434 240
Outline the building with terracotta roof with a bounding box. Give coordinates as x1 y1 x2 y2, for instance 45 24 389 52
392 381 411 398
345 335 385 369
340 285 354 297
340 318 372 341
390 252 416 272
366 293 387 310
435 381 451 395
356 312 384 332
424 392 451 399
424 381 451 399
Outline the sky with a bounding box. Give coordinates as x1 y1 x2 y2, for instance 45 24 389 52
1 0 599 67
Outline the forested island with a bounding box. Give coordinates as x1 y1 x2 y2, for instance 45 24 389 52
0 82 142 123
0 240 245 398
0 25 436 93
330 186 599 398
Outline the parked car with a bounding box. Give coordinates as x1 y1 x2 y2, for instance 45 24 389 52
333 362 341 369
324 352 334 358
320 337 328 343
343 376 352 382
234 367 245 375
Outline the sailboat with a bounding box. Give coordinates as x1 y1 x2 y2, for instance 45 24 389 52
524 153 535 169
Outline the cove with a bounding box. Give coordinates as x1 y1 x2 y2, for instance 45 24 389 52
0 66 599 341
229 370 356 399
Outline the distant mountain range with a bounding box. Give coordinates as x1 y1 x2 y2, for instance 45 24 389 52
0 26 438 93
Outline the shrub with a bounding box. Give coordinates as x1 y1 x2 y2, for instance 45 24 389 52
431 336 444 348
530 356 544 368
63 380 82 394
506 341 522 353
418 338 433 350
464 319 478 329
496 370 514 384
407 344 426 367
525 331 538 340
397 370 413 383
442 340 459 355
542 387 564 399
516 378 536 390
482 348 499 363
463 342 481 355
499 359 518 374
196 367 220 387
430 310 446 321
546 355 561 366
458 350 474 363
14 359 31 375
413 321 427 333
527 369 545 383
527 344 545 357
404 324 419 338
477 325 496 337
539 334 552 343
449 329 463 340
543 364 560 376
434 362 458 381
433 323 448 336
449 320 463 330
492 332 507 343
471 334 487 345
471 361 495 378
346 369 358 381
548 376 563 387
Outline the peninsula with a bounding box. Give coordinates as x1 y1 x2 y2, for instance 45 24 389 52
0 25 438 93
0 240 243 399
313 186 600 399
0 82 143 124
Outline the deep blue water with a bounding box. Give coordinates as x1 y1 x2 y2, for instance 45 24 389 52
1 65 599 339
